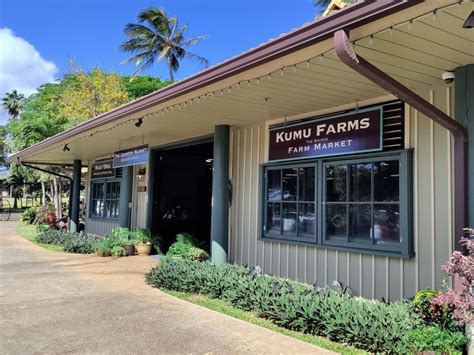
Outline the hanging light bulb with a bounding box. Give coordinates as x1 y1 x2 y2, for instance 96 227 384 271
433 9 437 21
408 20 413 31
293 65 297 73
369 35 374 45
267 74 272 81
320 54 324 63
390 26 394 35
306 60 310 68
280 68 284 76
247 81 251 88
227 87 231 94
220 90 224 96
256 78 260 85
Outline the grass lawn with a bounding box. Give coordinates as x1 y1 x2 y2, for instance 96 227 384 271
164 290 366 355
16 223 64 252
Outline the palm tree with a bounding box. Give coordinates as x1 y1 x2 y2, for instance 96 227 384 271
120 7 209 82
2 90 25 120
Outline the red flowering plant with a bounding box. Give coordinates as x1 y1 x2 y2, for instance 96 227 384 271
431 237 474 327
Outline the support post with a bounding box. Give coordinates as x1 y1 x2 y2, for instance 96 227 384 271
455 64 474 228
70 159 81 233
119 166 133 228
211 125 230 264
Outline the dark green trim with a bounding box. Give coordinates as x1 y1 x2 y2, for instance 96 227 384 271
119 166 133 228
211 125 230 265
70 159 81 233
88 179 121 220
260 150 414 258
455 64 474 227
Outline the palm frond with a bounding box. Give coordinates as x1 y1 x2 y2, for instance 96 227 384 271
183 51 209 68
181 35 208 48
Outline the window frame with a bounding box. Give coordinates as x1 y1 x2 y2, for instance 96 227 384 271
260 149 413 258
263 162 318 244
88 178 121 220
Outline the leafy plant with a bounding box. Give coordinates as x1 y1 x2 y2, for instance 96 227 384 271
396 326 466 354
111 245 124 257
431 237 474 326
134 229 151 244
187 247 209 260
146 259 422 353
166 233 200 258
62 234 99 254
21 205 39 224
413 288 459 332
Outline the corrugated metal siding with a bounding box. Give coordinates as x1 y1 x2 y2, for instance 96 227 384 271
230 86 454 300
85 219 119 236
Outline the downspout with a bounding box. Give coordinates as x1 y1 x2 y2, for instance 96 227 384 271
21 162 74 222
334 30 468 250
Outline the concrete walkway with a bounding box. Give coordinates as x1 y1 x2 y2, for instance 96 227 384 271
0 221 332 354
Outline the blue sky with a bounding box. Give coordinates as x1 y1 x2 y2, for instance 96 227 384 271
0 0 323 78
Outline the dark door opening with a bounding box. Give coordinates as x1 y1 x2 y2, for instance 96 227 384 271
150 141 213 253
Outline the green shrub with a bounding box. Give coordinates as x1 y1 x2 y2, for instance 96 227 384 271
166 233 207 259
33 204 56 225
146 259 421 353
111 245 124 257
397 326 466 354
36 226 102 254
21 205 39 224
62 234 100 254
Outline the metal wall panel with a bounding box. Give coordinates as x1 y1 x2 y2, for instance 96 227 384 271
84 218 119 236
230 87 454 300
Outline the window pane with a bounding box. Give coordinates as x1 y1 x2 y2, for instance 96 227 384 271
326 164 347 202
349 204 372 243
298 203 315 235
374 161 399 202
326 204 347 240
267 203 281 234
282 169 297 201
268 170 281 201
374 204 400 244
282 203 297 234
349 163 372 202
298 167 315 201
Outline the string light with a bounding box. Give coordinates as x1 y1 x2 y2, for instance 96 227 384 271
38 0 464 158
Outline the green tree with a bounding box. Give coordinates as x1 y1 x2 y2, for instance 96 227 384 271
120 7 209 82
122 75 171 99
0 125 7 168
2 90 25 120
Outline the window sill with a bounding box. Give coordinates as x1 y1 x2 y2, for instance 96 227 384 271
87 217 120 222
259 235 415 259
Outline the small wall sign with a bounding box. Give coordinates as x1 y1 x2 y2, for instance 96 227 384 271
91 159 115 179
268 107 382 161
113 145 149 168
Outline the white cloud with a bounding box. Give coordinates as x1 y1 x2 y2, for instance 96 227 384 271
0 28 58 125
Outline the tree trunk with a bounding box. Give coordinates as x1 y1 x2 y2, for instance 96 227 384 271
167 58 175 83
52 176 62 220
9 185 13 198
41 181 46 206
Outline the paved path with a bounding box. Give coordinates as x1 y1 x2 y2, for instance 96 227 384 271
0 221 332 354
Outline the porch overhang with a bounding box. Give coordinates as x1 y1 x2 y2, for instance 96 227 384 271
6 0 472 167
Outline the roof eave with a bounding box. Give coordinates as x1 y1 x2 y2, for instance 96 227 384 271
7 0 421 164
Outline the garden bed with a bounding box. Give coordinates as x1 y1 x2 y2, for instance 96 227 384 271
146 258 468 354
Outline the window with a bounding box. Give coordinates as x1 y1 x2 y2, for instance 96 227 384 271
265 165 316 242
89 179 120 219
261 150 413 257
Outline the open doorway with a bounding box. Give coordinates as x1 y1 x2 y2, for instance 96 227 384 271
150 141 213 253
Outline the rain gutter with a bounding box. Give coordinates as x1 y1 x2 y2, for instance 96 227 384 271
334 30 468 249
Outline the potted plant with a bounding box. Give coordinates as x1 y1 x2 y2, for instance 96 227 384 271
187 247 209 262
111 245 124 258
122 235 136 256
136 229 152 256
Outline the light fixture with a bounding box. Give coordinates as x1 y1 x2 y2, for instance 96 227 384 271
134 117 143 127
463 11 474 28
63 144 70 152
